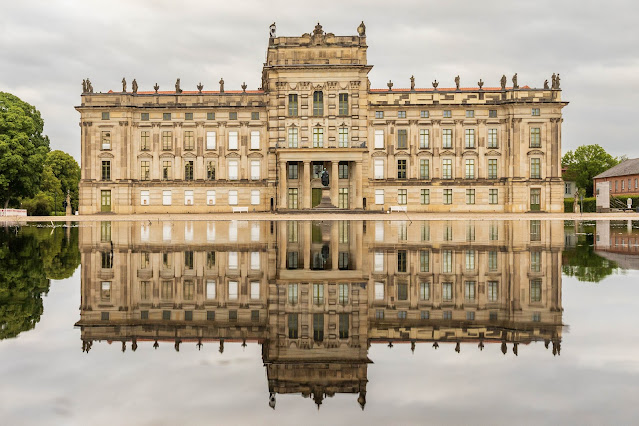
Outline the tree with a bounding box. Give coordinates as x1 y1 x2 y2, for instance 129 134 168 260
0 92 50 209
42 150 80 212
562 145 620 197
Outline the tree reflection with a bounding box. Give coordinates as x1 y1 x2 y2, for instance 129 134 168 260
562 232 617 283
0 225 80 340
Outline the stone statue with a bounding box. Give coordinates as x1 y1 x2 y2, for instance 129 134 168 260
153 83 159 93
432 80 439 89
387 80 393 91
122 77 126 92
197 82 203 93
454 75 460 90
357 21 366 37
410 75 415 91
321 169 329 187
500 74 507 90
555 73 561 89
82 79 87 93
88 79 93 93
551 73 557 89
573 190 579 213
175 78 182 94
512 73 519 89
478 79 484 89
269 22 276 38
544 79 549 89
132 79 138 94
219 78 224 93
241 82 247 92
313 22 324 36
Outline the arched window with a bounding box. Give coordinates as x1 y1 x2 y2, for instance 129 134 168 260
313 91 323 116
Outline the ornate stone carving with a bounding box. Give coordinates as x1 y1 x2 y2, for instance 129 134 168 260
132 79 138 94
455 75 460 90
175 78 182 94
219 78 225 93
551 73 557 89
313 22 324 36
357 21 366 37
478 79 484 89
387 80 393 91
85 78 93 93
153 83 159 93
82 79 87 93
197 82 203 93
477 119 487 125
410 75 415 91
431 119 441 125
269 22 276 38
512 73 519 90
241 82 247 92
544 79 549 89
431 80 439 90
454 119 464 125
122 77 127 92
500 75 507 90
555 73 561 89
327 81 338 89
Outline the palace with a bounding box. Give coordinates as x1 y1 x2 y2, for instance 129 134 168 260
76 23 567 214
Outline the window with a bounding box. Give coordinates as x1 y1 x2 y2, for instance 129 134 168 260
466 224 475 241
465 250 475 270
442 129 452 149
442 159 452 179
339 284 349 304
288 314 298 338
465 281 476 301
331 127 348 149
313 283 324 305
489 189 498 204
140 281 151 300
250 160 260 180
338 314 349 339
313 91 323 116
312 128 324 147
288 163 298 179
207 112 215 120
251 112 260 121
488 251 498 271
183 112 193 121
101 282 111 301
443 224 453 241
228 131 238 150
228 281 238 300
374 159 384 179
101 131 111 150
184 251 194 269
288 127 298 147
228 310 238 321
229 112 237 120
228 190 238 205
420 189 430 205
465 129 475 148
140 190 150 205
101 161 111 180
288 284 298 304
531 158 541 179
465 159 475 179
183 281 195 301
160 160 171 180
397 282 408 301
397 129 408 149
466 311 475 320
206 162 216 180
530 128 541 148
488 159 498 179
530 220 541 241
375 111 384 119
250 131 260 150
288 94 298 116
416 129 430 150
338 163 349 179
397 250 407 272
375 189 384 205
443 189 452 204
487 128 498 149
163 113 171 121
532 108 540 116
443 110 452 118
420 250 430 272
530 279 542 302
421 223 430 241
228 159 239 180
397 189 407 205
442 283 453 301
250 281 260 300
466 189 475 204
102 112 110 120
184 161 194 181
251 190 260 205
397 159 407 179
466 110 475 118
420 110 429 118
287 251 298 269
140 131 150 150
288 188 298 208
442 250 452 273
205 131 216 150
374 282 385 300
488 281 499 301
419 159 430 179
313 314 324 342
339 93 349 115
489 109 497 118
338 188 349 208
531 251 541 272
184 190 194 205
206 252 216 269
374 129 384 149
162 131 172 150
419 282 430 300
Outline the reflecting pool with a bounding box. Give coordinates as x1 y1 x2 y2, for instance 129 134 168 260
0 219 638 425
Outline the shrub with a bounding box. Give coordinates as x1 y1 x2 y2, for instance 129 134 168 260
21 192 53 216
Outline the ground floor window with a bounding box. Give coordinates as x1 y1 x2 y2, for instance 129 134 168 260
398 189 407 205
466 189 475 204
375 189 384 205
162 190 171 206
489 189 498 204
288 188 298 209
100 190 111 212
443 189 452 205
251 190 260 205
338 188 349 208
228 190 238 206
421 189 430 205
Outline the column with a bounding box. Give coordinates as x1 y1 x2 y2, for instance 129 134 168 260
331 161 339 206
331 223 339 270
354 161 363 209
279 160 287 209
303 222 311 269
303 161 311 209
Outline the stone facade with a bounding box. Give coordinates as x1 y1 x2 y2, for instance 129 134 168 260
77 23 567 214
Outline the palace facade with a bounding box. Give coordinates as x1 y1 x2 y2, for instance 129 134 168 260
77 23 567 214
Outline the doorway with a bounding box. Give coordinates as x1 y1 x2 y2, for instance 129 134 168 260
530 188 541 211
101 190 112 212
312 188 322 207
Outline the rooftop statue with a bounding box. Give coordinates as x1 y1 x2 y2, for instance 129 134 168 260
82 79 87 93
410 75 415 91
432 80 439 89
387 80 393 91
555 73 561 89
544 79 549 89
357 21 366 37
219 78 225 93
175 78 182 94
512 73 519 89
132 79 138 94
454 75 460 90
500 74 507 90
313 22 324 36
269 22 276 38
197 82 203 93
153 83 159 94
122 77 126 93
241 82 247 92
478 79 484 89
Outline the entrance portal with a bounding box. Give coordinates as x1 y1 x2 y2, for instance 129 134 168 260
312 188 322 208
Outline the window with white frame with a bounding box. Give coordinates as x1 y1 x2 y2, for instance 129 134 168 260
184 190 194 206
375 221 384 242
206 280 216 299
228 131 238 150
442 159 452 179
288 127 298 147
339 127 349 147
228 281 238 300
375 189 384 205
140 190 150 206
419 282 430 300
206 190 216 205
442 250 453 273
442 282 453 301
374 130 384 149
250 160 260 180
250 252 260 270
374 282 385 300
442 129 452 149
250 281 260 300
419 129 429 148
162 190 172 206
251 222 260 241
488 128 498 148
374 252 384 272
206 131 216 149
465 129 475 148
228 159 239 180
250 131 260 150
228 252 238 269
312 128 324 147
228 190 238 205
207 222 216 241
251 190 260 205
465 159 475 179
374 159 384 179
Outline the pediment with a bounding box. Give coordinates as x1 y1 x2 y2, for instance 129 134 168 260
486 150 501 156
395 150 410 157
137 152 153 159
225 152 241 158
98 152 114 158
462 150 479 157
159 152 174 158
417 151 433 157
527 149 545 156
371 151 387 158
183 152 197 158
440 149 455 156
247 152 264 158
204 152 219 158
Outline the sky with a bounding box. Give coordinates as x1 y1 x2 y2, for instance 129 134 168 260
1 0 638 163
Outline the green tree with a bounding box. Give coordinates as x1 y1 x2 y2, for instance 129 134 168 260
42 150 80 212
562 232 617 283
562 144 620 197
0 92 50 209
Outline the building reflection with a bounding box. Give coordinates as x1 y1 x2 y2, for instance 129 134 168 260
76 219 564 408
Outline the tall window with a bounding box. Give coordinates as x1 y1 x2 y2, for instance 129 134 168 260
417 129 430 149
531 251 541 272
287 163 298 180
374 159 384 179
288 188 298 209
530 220 541 241
184 131 194 150
420 250 430 272
101 131 111 150
184 161 194 181
397 282 408 300
530 279 542 302
312 128 324 147
375 189 384 205
488 281 499 301
442 129 452 149
250 131 260 150
313 91 323 116
339 93 349 115
489 189 498 204
397 189 407 205
465 159 475 179
443 189 452 205
288 94 298 116
488 128 498 148
288 127 298 147
420 159 430 179
442 159 452 179
140 131 150 150
397 159 407 179
339 127 349 147
313 314 324 342
488 159 498 179
465 129 475 148
162 131 172 150
101 161 111 181
397 250 407 272
228 131 238 150
206 162 215 180
466 189 475 204
442 283 453 301
339 314 349 339
162 161 172 180
338 188 349 208
374 130 384 149
419 282 430 300
397 129 408 149
339 163 348 179
465 250 475 270
530 128 541 148
338 284 349 304
228 160 239 180
488 251 498 271
288 284 298 304
465 281 476 301
250 160 260 180
531 158 541 179
140 161 150 180
313 283 324 305
420 189 430 205
288 314 298 338
206 131 216 150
